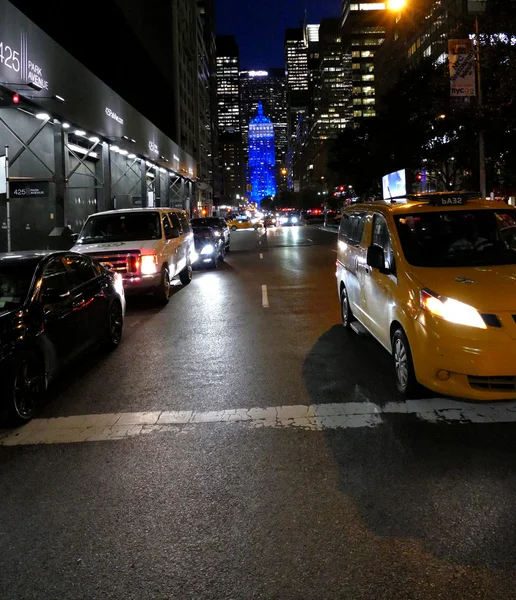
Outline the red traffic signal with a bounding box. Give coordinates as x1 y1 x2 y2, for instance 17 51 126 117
12 93 20 104
339 185 345 192
416 173 423 182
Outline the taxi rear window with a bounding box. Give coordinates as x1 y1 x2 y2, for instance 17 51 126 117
395 209 516 267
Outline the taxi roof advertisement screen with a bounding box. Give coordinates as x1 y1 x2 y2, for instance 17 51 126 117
382 169 407 200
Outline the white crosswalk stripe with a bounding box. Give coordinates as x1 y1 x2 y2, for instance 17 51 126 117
1 398 516 447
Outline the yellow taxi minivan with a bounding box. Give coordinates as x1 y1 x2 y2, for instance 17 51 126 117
336 192 516 400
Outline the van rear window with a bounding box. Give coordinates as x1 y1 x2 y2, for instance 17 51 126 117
339 213 365 245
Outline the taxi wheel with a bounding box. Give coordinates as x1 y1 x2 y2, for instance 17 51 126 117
392 328 419 396
340 287 353 329
231 226 237 231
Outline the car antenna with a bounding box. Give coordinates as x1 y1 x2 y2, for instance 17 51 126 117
387 185 396 204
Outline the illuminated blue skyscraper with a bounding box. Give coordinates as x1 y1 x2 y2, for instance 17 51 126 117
248 101 276 204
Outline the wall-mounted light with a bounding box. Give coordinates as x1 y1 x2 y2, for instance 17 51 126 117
62 122 70 129
89 136 100 143
74 130 86 136
36 113 50 120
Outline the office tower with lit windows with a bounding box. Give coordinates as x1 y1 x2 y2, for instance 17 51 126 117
216 35 245 203
248 101 277 204
341 0 386 124
240 69 288 190
285 28 310 141
315 18 352 137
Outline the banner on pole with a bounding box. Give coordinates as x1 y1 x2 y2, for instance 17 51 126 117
448 39 476 97
0 156 5 195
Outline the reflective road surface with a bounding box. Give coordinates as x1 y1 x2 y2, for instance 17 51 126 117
2 225 516 599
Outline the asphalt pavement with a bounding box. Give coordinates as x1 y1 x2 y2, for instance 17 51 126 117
2 224 516 599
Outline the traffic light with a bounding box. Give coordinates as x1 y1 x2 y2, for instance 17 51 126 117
339 185 345 192
0 92 21 107
416 173 423 182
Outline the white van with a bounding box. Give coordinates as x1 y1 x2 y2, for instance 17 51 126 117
72 208 195 304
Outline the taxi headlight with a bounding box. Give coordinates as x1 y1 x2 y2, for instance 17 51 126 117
201 244 215 255
420 289 486 329
141 254 158 275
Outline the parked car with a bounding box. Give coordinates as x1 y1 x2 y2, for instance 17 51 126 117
72 208 194 304
0 251 125 425
192 226 225 268
190 217 231 251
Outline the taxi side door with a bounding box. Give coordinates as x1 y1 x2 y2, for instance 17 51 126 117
362 213 397 349
340 212 369 324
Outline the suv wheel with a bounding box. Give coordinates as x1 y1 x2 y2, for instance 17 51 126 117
179 262 192 286
155 268 171 304
392 328 419 396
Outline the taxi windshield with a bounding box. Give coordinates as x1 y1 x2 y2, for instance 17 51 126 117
395 209 516 267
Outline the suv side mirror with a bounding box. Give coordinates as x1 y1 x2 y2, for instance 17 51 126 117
367 245 388 273
71 233 79 243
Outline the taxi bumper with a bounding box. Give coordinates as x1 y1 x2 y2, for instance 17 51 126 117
413 319 516 400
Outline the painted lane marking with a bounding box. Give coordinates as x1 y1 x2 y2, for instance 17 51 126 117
262 284 269 308
260 253 263 259
2 398 516 446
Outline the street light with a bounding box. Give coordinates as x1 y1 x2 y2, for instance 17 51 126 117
387 0 406 9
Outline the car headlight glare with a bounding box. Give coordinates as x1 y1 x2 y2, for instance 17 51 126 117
201 244 215 255
291 217 298 224
420 289 486 329
213 230 221 237
141 254 158 275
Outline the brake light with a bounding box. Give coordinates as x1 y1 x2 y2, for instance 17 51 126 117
127 255 140 274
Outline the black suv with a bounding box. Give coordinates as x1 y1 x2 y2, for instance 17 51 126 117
190 218 230 252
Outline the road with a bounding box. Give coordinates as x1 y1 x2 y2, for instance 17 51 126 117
2 224 516 599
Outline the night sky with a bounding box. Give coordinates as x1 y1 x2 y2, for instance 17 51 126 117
216 0 341 69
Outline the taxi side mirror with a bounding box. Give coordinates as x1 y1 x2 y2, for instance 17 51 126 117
367 245 388 273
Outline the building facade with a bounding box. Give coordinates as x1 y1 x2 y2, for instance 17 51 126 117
248 102 276 205
375 0 481 104
341 0 387 124
216 35 245 203
240 69 288 190
285 27 310 187
0 0 196 252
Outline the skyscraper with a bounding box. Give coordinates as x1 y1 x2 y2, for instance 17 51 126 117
240 69 288 189
285 26 310 185
341 0 387 124
216 35 245 203
248 102 277 204
315 18 352 138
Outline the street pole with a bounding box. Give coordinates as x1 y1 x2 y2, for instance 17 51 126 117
475 15 487 198
5 145 10 252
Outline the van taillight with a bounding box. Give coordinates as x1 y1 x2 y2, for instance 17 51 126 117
126 255 140 273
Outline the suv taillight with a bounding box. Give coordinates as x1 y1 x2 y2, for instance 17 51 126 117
126 254 140 274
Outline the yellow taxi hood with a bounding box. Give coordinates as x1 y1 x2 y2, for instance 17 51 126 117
411 265 516 312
